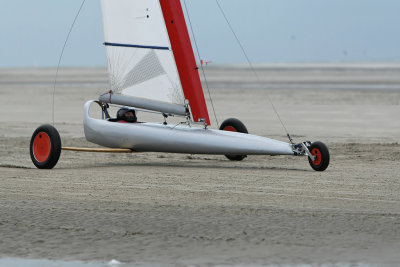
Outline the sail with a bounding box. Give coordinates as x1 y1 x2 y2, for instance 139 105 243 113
100 0 185 106
100 0 210 124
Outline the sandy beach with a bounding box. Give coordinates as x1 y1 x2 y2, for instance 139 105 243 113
0 65 399 266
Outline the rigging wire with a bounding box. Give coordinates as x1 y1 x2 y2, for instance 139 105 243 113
215 0 293 143
52 0 87 125
183 0 220 128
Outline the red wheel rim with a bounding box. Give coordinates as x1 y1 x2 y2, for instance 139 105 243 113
224 126 237 132
311 148 322 166
33 132 51 163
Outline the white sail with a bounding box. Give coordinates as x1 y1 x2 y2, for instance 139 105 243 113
100 0 185 106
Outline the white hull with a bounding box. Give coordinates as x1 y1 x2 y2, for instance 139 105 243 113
83 101 294 156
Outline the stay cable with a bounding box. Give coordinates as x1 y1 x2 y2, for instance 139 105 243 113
52 0 87 125
215 0 293 143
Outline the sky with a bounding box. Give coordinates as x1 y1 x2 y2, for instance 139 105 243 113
1 0 400 67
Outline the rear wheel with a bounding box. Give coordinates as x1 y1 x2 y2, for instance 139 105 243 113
30 124 61 169
308 141 330 171
219 118 248 161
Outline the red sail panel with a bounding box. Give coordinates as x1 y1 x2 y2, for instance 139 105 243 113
159 0 210 125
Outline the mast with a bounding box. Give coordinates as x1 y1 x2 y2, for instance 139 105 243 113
159 0 211 125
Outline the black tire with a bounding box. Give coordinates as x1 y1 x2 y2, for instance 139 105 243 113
30 124 62 169
219 118 248 161
308 141 330 171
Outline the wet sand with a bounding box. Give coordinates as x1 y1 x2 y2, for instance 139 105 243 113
0 65 400 266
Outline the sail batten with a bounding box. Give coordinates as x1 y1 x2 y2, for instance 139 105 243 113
104 42 170 51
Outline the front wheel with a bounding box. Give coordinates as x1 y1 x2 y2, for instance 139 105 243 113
308 141 330 171
219 118 248 161
30 124 62 169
